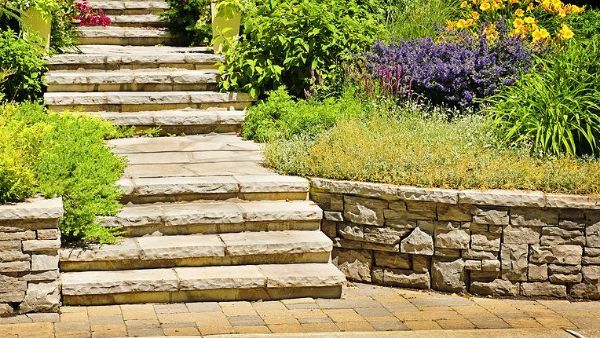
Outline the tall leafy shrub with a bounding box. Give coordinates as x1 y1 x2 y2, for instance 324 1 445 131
0 29 47 102
384 0 459 40
487 40 600 157
162 0 211 46
220 0 385 98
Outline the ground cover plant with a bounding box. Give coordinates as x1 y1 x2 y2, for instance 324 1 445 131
265 111 600 195
0 102 126 244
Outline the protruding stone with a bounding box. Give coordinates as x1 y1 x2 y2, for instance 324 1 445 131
529 245 582 265
471 279 519 296
528 264 548 282
374 251 410 269
502 225 540 244
435 228 469 250
472 208 509 225
18 282 60 313
331 248 372 282
501 244 528 282
510 207 558 226
378 268 430 289
343 196 386 226
400 227 434 256
431 258 466 293
521 282 567 298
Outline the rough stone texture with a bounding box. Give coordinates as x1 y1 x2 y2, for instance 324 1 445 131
400 227 433 256
470 279 519 296
431 259 466 293
314 179 600 299
0 198 62 315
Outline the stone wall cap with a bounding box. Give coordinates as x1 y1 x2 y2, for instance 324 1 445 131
0 197 64 221
310 178 600 209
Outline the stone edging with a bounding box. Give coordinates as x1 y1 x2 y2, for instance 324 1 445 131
310 178 600 209
0 197 64 317
309 178 600 300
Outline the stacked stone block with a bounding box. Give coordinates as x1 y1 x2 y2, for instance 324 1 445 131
0 198 63 316
311 178 600 299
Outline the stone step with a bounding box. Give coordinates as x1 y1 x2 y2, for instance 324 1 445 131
119 175 310 203
108 134 261 154
89 109 245 134
86 0 169 15
110 14 165 27
49 46 219 71
45 69 219 92
60 230 332 271
77 27 174 46
100 200 322 236
61 263 345 305
44 91 253 112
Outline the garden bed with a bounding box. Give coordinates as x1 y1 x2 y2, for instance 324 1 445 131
311 178 600 299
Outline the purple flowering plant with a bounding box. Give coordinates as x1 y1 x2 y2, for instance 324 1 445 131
364 20 533 109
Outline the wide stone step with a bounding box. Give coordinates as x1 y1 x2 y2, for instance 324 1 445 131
108 134 261 154
103 200 320 236
60 230 332 271
119 175 310 203
77 27 174 46
49 46 219 71
44 91 253 112
86 0 169 15
110 14 165 27
89 109 245 134
61 263 345 305
45 69 218 92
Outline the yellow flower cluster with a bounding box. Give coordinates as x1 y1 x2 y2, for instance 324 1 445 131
449 0 584 44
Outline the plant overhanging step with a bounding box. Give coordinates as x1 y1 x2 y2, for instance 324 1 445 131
88 110 246 134
61 263 345 305
99 200 321 236
60 230 333 271
85 0 169 15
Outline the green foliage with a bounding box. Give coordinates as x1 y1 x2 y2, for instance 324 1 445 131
0 29 47 102
0 102 126 244
384 0 459 40
220 0 386 98
486 39 600 157
265 113 600 195
50 0 77 52
242 87 372 142
163 0 212 46
568 8 600 42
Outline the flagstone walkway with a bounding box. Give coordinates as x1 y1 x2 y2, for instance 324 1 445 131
1 283 599 337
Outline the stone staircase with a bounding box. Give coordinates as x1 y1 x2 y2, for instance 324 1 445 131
44 0 345 305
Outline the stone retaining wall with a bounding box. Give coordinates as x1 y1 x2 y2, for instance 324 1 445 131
0 198 63 316
310 178 600 299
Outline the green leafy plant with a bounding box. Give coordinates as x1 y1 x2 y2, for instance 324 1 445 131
220 0 386 98
0 102 127 244
242 86 372 142
385 0 460 40
163 0 212 46
486 39 600 157
0 29 47 102
50 0 77 52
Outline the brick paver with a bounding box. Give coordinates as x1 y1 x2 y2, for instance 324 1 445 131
1 283 599 337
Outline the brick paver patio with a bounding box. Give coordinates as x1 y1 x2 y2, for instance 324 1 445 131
1 283 599 337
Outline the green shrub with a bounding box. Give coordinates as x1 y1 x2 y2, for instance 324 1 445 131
0 103 126 244
568 8 600 41
50 0 77 52
242 87 372 142
0 29 47 102
486 40 600 157
220 0 385 98
265 113 600 195
385 0 459 40
162 0 211 46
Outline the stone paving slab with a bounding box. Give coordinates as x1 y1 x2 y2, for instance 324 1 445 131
1 283 598 337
